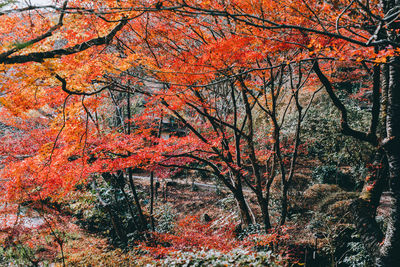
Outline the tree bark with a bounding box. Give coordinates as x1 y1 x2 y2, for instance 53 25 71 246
150 171 155 231
376 54 400 266
350 50 400 267
128 168 147 230
258 194 272 230
233 187 254 227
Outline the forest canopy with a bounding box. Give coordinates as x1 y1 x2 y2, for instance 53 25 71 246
0 0 400 266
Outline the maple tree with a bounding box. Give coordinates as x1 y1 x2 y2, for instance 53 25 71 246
1 0 400 265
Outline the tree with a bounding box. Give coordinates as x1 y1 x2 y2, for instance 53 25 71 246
1 0 308 232
169 0 398 265
126 1 399 264
1 1 400 265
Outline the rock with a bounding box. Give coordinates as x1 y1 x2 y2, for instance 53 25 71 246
202 213 212 222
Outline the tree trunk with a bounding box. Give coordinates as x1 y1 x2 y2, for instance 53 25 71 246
280 184 288 226
128 168 147 230
150 171 155 231
233 189 254 227
351 57 400 266
231 176 254 227
258 193 272 230
376 54 400 266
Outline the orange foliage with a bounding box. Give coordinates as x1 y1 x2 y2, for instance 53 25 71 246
138 216 240 258
0 0 387 204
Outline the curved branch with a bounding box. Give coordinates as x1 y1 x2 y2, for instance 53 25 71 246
0 18 128 64
313 60 378 146
55 74 109 96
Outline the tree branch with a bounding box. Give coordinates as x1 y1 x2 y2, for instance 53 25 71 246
313 60 378 146
0 18 127 64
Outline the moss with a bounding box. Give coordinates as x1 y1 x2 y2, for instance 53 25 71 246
303 184 341 209
318 191 359 213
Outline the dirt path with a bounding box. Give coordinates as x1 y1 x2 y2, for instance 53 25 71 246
131 173 253 193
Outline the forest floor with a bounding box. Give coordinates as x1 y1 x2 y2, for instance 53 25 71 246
1 161 390 266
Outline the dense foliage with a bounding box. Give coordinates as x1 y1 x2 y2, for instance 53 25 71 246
1 0 400 266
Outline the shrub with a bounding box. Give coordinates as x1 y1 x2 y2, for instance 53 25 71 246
237 223 264 240
141 216 240 258
302 92 375 167
0 244 38 267
318 192 358 219
66 247 143 267
303 184 341 209
155 204 176 234
69 179 146 247
312 165 354 190
162 249 282 267
338 232 374 267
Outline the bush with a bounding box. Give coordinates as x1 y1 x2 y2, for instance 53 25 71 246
318 192 358 218
0 244 46 267
155 204 176 234
66 247 144 267
69 179 146 247
303 184 342 209
312 165 354 190
237 223 264 240
302 92 375 167
303 184 358 220
338 232 374 267
162 249 282 267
